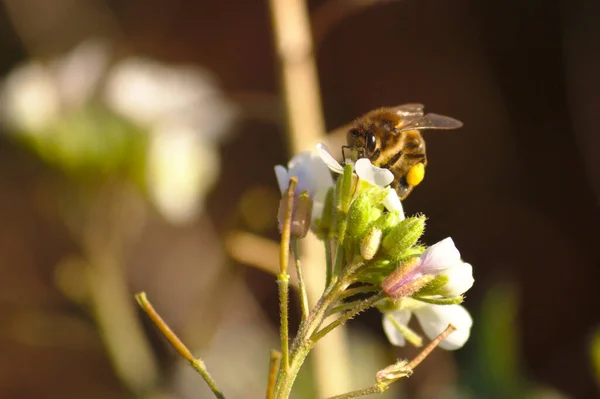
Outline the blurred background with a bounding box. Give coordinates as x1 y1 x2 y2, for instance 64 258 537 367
0 0 598 398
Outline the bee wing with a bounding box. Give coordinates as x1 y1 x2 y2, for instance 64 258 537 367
393 103 425 117
397 113 463 132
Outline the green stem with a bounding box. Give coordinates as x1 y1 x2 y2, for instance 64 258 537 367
326 384 387 399
278 178 297 373
338 285 379 300
327 300 365 316
324 237 333 287
291 239 309 320
385 313 423 347
278 273 291 374
312 292 386 342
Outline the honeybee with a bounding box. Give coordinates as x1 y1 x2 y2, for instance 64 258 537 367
343 104 462 200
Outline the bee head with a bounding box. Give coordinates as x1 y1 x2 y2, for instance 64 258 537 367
347 127 377 158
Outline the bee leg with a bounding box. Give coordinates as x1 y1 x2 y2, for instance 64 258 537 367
341 146 351 164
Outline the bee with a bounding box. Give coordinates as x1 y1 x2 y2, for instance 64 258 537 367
343 103 463 200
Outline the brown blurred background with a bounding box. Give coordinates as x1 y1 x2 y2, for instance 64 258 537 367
0 0 598 398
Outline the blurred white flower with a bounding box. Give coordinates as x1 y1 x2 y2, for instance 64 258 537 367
104 57 237 224
104 58 236 141
382 299 473 350
148 124 219 224
1 42 237 225
0 40 109 134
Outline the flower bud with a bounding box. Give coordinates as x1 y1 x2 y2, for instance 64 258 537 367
374 210 403 237
345 187 387 243
376 360 412 385
360 227 382 260
382 258 434 299
278 191 313 238
381 215 425 261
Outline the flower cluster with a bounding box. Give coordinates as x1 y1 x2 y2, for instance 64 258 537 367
274 143 475 351
0 40 237 224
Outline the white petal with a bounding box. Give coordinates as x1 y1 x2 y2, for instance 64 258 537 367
274 165 290 194
419 237 462 274
288 151 334 196
0 63 60 132
316 143 344 174
354 158 394 187
382 310 412 346
382 190 405 218
147 125 219 224
441 262 474 296
413 304 473 350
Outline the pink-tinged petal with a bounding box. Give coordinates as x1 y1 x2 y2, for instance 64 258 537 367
441 262 474 297
274 165 289 194
354 158 394 187
413 304 473 350
419 237 462 274
316 143 344 174
383 189 405 217
382 310 412 346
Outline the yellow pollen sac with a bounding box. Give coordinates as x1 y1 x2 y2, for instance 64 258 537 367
406 163 425 187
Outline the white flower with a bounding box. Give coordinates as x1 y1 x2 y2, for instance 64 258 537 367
382 300 473 350
104 57 237 224
104 58 236 141
0 40 109 133
417 238 474 296
384 237 474 299
274 150 334 222
147 124 219 224
315 143 403 215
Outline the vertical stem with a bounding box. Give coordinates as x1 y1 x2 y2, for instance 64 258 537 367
268 0 353 395
268 0 325 151
278 178 297 373
291 239 309 320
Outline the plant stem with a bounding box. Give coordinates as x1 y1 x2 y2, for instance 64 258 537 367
135 292 225 399
312 292 386 342
407 324 457 369
324 237 333 287
326 384 387 399
385 313 423 347
267 350 282 399
278 178 297 373
338 285 379 299
291 239 309 320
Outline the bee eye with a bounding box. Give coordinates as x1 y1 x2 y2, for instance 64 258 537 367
366 132 377 154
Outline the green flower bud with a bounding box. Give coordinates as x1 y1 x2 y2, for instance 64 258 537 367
376 210 403 237
345 188 387 240
381 215 426 261
360 227 382 260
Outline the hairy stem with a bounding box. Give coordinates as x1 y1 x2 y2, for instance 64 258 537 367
278 178 297 373
312 292 386 342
